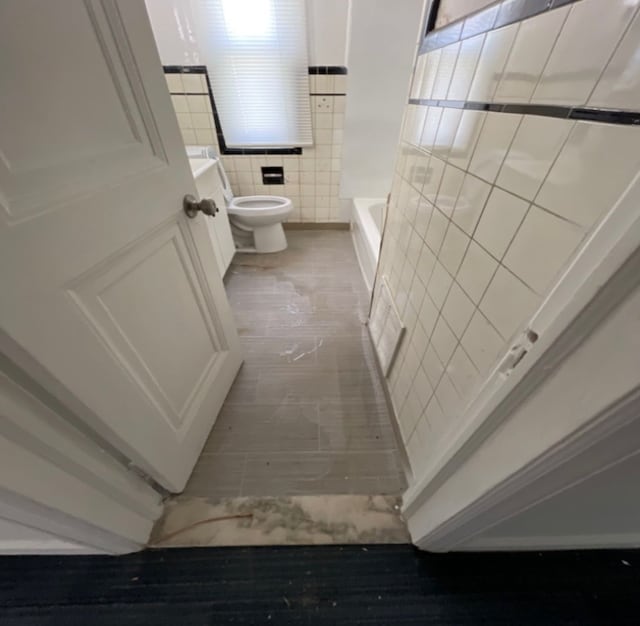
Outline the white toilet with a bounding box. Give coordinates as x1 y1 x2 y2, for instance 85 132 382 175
213 159 293 253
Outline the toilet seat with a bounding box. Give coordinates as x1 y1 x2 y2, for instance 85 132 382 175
228 195 292 217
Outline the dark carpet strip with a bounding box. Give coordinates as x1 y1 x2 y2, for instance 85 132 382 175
1 545 639 625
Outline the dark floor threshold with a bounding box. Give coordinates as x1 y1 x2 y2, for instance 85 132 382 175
1 544 639 624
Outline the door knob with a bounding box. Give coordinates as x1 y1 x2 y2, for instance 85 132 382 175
183 194 218 218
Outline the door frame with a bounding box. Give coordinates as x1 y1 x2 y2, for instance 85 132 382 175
0 355 163 553
416 385 640 551
403 169 640 549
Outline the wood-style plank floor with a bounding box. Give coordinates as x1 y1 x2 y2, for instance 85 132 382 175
1 545 639 624
182 231 406 499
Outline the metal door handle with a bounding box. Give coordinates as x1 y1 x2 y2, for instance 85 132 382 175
183 194 218 218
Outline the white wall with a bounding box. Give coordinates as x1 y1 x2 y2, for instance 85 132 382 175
144 0 203 65
306 0 350 65
340 0 425 199
144 0 350 66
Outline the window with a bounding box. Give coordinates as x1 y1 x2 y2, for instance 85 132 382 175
193 0 312 149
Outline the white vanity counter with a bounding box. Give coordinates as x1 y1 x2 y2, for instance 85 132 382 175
188 157 235 276
188 158 216 180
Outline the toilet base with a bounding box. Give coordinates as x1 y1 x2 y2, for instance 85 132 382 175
254 223 287 253
232 222 288 253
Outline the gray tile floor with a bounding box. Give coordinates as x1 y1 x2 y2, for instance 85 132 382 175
182 231 407 498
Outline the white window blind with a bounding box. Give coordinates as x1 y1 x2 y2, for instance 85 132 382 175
193 0 313 148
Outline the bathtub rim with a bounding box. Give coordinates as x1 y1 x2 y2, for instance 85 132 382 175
351 196 386 294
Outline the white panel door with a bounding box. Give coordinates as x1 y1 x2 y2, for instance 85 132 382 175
0 0 242 492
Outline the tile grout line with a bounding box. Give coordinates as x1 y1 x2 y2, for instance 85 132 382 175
526 4 572 103
394 121 511 413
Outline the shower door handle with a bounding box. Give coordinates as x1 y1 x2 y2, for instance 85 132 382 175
183 194 219 218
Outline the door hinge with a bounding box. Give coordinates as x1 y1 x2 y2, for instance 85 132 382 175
497 328 539 377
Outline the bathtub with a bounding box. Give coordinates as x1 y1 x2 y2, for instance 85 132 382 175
351 197 386 293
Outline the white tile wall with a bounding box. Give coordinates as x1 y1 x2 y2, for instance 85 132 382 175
420 107 443 152
436 164 464 217
479 266 540 340
423 344 444 387
431 316 457 364
434 372 461 421
447 33 485 101
461 310 504 374
448 110 485 171
468 112 521 183
589 8 640 110
532 0 639 105
467 23 518 101
474 187 528 260
165 74 183 93
377 1 640 478
494 7 569 103
419 48 442 99
452 172 491 235
433 108 463 161
165 70 348 223
503 204 583 294
441 282 474 339
432 42 461 99
439 221 469 275
496 116 574 201
410 54 427 100
535 122 640 229
447 345 481 399
457 240 497 305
